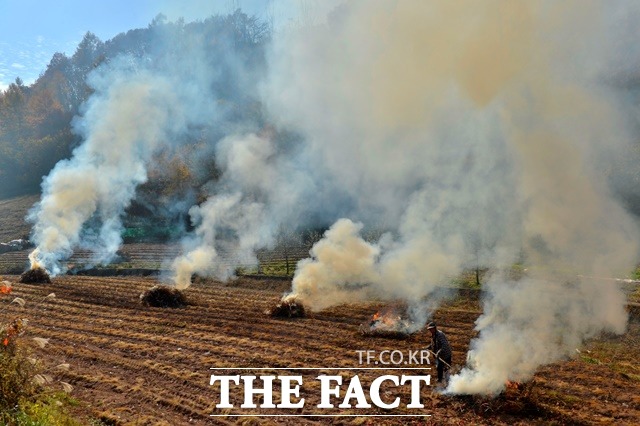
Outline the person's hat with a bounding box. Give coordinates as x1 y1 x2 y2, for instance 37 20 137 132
426 321 436 329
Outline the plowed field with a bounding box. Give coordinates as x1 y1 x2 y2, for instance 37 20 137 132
1 275 638 425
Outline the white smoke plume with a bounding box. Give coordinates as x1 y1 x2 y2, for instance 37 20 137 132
289 219 381 310
447 275 630 396
172 133 269 288
171 132 305 288
171 192 267 289
28 60 185 274
290 211 465 316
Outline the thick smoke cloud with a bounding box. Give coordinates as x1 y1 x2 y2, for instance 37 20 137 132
266 0 640 395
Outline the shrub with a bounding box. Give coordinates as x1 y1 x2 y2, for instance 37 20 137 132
1 287 78 424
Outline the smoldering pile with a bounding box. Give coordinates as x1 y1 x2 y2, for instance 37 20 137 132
19 267 52 284
359 306 416 339
267 296 306 318
450 380 536 416
140 285 188 308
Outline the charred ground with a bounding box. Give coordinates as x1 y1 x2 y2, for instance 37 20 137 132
0 275 638 425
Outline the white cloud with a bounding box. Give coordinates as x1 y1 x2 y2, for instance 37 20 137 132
11 63 26 69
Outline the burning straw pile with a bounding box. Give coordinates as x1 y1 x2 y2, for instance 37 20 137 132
267 296 306 318
19 267 52 284
140 285 188 308
359 307 416 339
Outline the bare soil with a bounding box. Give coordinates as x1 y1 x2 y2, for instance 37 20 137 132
0 275 638 425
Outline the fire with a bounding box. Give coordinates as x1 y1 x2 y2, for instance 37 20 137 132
0 283 11 294
1 318 25 347
505 380 524 391
28 249 43 270
360 306 416 338
370 310 403 329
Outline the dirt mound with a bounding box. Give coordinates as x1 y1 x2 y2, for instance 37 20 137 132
140 285 187 308
19 267 51 284
268 297 306 318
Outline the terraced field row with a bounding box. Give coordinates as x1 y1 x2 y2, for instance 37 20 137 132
0 243 314 276
1 275 638 425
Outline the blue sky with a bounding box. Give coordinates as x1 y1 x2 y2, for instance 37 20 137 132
0 0 287 92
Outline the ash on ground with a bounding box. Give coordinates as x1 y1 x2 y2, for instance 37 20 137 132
140 285 188 308
19 267 52 284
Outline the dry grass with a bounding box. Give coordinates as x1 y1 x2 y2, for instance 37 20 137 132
0 287 80 424
0 327 39 411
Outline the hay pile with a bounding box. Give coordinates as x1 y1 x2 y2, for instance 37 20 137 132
140 285 188 308
359 324 413 339
19 267 51 284
268 297 306 318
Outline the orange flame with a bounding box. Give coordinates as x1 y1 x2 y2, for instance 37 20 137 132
0 285 12 294
505 380 523 390
2 318 24 348
369 309 404 329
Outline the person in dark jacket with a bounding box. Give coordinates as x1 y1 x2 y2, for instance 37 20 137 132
427 321 452 384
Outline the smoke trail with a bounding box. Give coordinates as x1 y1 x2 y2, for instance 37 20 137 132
171 134 271 288
171 192 267 289
290 206 465 319
28 60 185 274
289 219 381 310
444 1 640 395
171 132 305 288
